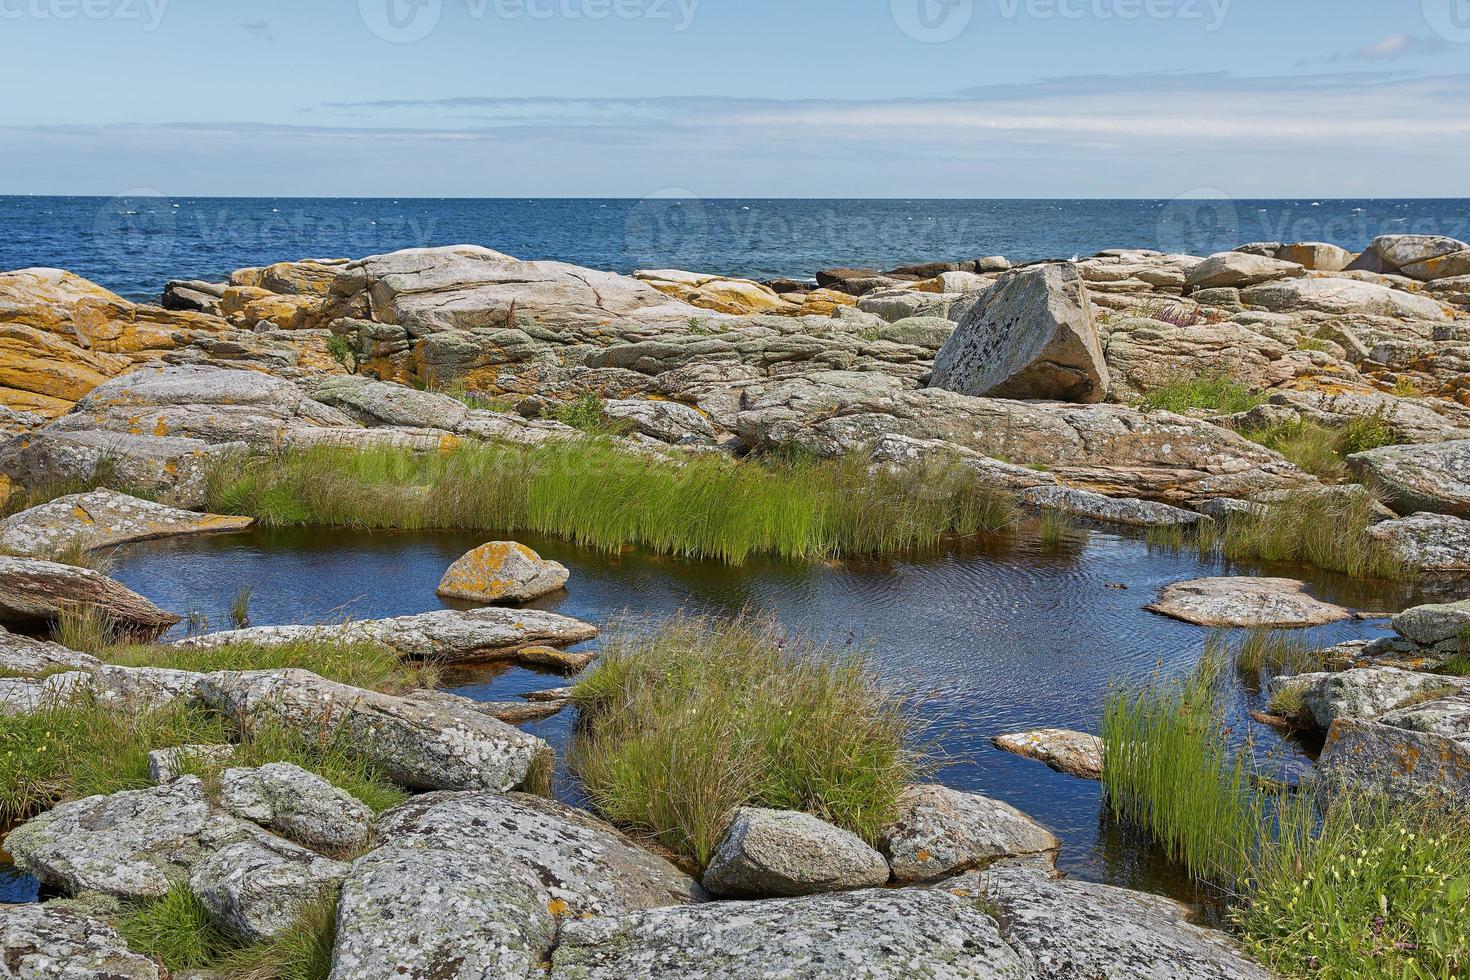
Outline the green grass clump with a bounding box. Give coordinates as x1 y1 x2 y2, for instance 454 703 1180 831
117 884 234 972
568 614 920 866
203 442 1017 565
1243 416 1399 483
551 394 632 436
1229 630 1331 688
1236 800 1470 979
1140 373 1264 415
104 638 436 696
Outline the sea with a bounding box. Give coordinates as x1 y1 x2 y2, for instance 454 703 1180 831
3 197 1469 303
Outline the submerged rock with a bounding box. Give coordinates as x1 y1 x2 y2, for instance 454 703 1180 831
702 807 890 898
992 729 1104 780
0 556 180 634
930 263 1108 404
218 763 373 853
878 784 1058 883
1147 576 1351 628
1349 440 1470 517
548 885 1028 979
0 904 160 980
0 489 253 559
436 542 571 605
1020 486 1205 528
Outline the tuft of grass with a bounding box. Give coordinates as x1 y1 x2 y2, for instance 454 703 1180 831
216 892 340 980
203 442 1018 565
1265 684 1310 724
568 614 920 866
1229 630 1330 688
104 638 436 697
117 884 236 972
550 394 631 437
53 602 118 655
324 334 356 374
229 587 255 630
1243 416 1399 483
1140 373 1264 415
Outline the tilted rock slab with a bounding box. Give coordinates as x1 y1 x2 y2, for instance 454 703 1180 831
0 904 160 980
0 489 252 558
702 807 890 899
992 729 1104 780
331 791 699 980
0 625 98 675
197 669 552 793
878 784 1059 884
548 886 1029 980
176 607 596 664
1349 440 1470 517
0 555 179 633
1269 667 1470 730
436 542 570 605
930 263 1109 404
1319 717 1470 805
218 763 373 853
1147 577 1351 628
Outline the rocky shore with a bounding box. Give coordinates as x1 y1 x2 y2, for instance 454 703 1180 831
2 232 1469 977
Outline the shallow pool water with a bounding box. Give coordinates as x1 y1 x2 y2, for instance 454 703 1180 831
11 525 1447 905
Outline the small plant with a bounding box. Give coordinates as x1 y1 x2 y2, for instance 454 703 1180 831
1037 510 1080 547
53 602 117 655
324 334 357 374
117 885 235 972
1296 336 1336 354
1230 630 1328 687
1393 376 1423 398
229 586 254 630
1265 683 1309 724
1243 414 1399 482
1140 373 1264 415
551 394 629 436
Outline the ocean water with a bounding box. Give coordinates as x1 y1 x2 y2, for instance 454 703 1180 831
2 196 1468 303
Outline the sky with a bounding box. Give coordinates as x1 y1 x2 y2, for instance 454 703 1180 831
1 0 1468 197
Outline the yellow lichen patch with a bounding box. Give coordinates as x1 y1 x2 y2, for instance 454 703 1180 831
153 417 170 437
546 899 570 918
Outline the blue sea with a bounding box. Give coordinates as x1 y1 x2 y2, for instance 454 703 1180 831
3 196 1469 303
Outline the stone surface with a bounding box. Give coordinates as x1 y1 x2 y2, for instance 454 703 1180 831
1368 513 1470 572
992 729 1104 780
1185 252 1305 290
197 669 552 793
702 807 890 898
878 784 1058 883
312 374 469 430
930 263 1108 403
1269 667 1470 730
599 398 717 443
436 542 571 605
176 606 596 664
0 556 180 633
0 428 243 509
867 434 1056 491
1318 717 1470 805
147 744 235 784
0 626 98 675
1020 486 1205 528
548 885 1028 980
0 904 160 979
0 489 252 559
1392 599 1470 647
1349 440 1470 517
188 835 349 943
218 763 373 852
331 791 699 980
949 867 1272 980
1239 277 1449 321
1147 577 1351 628
1379 691 1470 739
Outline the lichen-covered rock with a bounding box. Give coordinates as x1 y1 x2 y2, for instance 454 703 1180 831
702 808 890 898
0 904 160 979
188 835 349 943
311 374 469 430
878 784 1058 884
197 669 552 793
1020 486 1205 528
930 263 1108 403
0 489 252 559
1368 513 1470 572
1349 440 1470 517
0 556 180 634
867 434 1056 491
992 729 1104 780
1147 576 1351 628
548 885 1028 979
1318 717 1470 805
1379 691 1470 739
599 398 716 444
634 270 796 316
3 777 255 900
1268 667 1470 730
1391 599 1470 647
330 791 698 980
147 744 235 784
1185 252 1304 290
0 625 98 675
1239 277 1449 321
0 429 242 510
949 867 1272 980
436 542 571 605
176 607 595 664
1246 389 1470 446
218 763 372 852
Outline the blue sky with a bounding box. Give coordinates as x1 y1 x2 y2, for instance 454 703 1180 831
2 0 1468 196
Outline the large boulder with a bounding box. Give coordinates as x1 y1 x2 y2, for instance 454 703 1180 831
1318 717 1470 805
1185 252 1305 290
1392 599 1470 648
0 556 179 634
188 835 349 943
176 606 596 665
877 784 1058 883
197 669 552 793
930 263 1108 404
311 374 469 430
1363 235 1470 281
436 542 571 605
0 428 243 509
217 763 373 853
1147 577 1351 628
0 904 160 980
702 808 890 898
1275 242 1355 272
1238 277 1449 321
548 886 1028 979
1269 667 1470 730
1349 441 1470 517
0 489 252 558
1368 513 1470 572
331 791 699 980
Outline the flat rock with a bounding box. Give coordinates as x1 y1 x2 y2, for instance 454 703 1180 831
702 807 890 898
1319 717 1470 805
1021 486 1205 528
1239 277 1450 321
1186 252 1305 290
436 542 570 605
950 867 1272 980
218 763 372 852
330 791 698 980
176 606 595 665
1392 599 1470 647
0 489 252 559
0 904 160 979
0 556 179 634
0 625 99 675
992 729 1104 780
311 374 470 430
868 434 1056 491
878 784 1058 883
188 835 349 943
1269 667 1470 730
548 885 1028 979
0 428 244 509
1147 577 1351 628
1368 513 1470 572
198 669 552 793
1349 440 1470 517
930 263 1108 404
600 398 716 443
